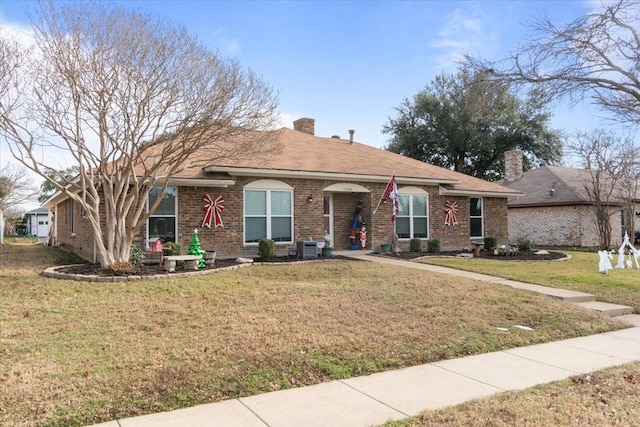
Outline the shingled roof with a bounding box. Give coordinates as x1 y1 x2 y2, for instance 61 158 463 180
197 127 521 197
500 164 635 207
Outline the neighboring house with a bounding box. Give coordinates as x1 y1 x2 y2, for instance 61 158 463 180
44 118 521 262
500 150 638 248
25 207 51 240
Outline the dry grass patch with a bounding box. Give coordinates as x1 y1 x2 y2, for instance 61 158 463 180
0 244 626 426
385 362 640 426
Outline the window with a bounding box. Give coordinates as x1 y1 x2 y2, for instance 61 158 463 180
148 187 177 243
70 199 76 234
395 187 429 239
470 197 483 238
244 180 293 244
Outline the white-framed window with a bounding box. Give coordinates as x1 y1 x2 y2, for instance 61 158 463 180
244 180 293 244
470 197 483 238
395 187 429 239
148 187 177 243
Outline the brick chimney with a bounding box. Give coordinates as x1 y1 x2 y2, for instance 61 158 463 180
504 150 523 181
293 118 315 135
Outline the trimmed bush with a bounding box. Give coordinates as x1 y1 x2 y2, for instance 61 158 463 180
258 238 276 259
484 236 497 251
163 242 182 256
409 238 422 253
516 237 533 252
427 238 441 254
129 246 145 271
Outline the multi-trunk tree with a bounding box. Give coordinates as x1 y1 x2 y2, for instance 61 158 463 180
0 2 280 269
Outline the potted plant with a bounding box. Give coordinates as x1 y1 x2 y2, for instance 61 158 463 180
321 237 333 257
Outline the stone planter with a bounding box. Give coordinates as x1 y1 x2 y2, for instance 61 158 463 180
381 244 392 253
203 250 217 266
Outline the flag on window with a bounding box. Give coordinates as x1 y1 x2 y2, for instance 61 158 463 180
383 175 399 222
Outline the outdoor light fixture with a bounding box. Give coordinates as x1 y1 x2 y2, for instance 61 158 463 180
307 195 313 203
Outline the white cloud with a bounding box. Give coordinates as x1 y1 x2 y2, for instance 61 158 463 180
0 20 35 48
207 27 242 55
276 112 299 130
430 4 501 70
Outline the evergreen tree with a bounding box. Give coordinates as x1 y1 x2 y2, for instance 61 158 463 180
384 67 563 181
188 229 206 268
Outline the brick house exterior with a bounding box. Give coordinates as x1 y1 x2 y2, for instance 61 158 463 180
500 150 637 248
46 119 519 262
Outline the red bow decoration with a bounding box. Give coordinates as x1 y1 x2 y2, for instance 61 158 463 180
202 194 224 228
444 200 458 226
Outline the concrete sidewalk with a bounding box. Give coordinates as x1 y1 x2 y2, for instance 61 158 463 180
91 253 640 427
92 327 640 427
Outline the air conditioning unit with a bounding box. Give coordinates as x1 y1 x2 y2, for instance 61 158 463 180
297 240 318 259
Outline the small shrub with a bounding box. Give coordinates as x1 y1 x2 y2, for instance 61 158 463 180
163 242 182 256
258 238 276 259
129 246 145 270
427 238 441 254
516 237 533 252
484 236 497 250
409 238 422 253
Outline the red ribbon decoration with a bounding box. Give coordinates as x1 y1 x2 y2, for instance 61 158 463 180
444 200 458 226
202 194 225 228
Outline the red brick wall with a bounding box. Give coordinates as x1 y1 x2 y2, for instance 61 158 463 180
483 197 509 246
55 198 98 262
53 179 511 260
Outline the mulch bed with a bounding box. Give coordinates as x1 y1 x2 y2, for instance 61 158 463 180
55 255 355 277
54 250 566 278
377 250 567 261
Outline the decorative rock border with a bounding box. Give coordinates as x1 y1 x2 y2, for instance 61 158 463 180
41 258 345 282
42 263 253 282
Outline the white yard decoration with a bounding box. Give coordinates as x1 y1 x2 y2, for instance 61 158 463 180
598 250 614 274
613 232 640 270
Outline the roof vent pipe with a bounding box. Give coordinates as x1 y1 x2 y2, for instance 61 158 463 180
348 129 354 145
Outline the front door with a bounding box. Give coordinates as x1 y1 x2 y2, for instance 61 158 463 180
323 194 334 248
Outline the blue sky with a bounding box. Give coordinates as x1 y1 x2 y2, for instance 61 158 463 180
1 0 606 149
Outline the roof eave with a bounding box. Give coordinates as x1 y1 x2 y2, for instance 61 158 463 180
439 186 521 199
166 178 235 188
204 166 459 186
508 200 626 208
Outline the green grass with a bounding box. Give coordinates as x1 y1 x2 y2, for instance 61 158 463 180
0 244 628 426
421 250 640 312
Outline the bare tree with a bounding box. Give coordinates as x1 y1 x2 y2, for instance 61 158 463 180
0 3 280 268
2 205 26 235
0 163 38 210
467 0 640 127
569 130 640 249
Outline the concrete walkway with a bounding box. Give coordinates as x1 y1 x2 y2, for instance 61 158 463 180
90 253 640 427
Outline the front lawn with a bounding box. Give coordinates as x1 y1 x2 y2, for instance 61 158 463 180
420 250 640 312
0 244 626 426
